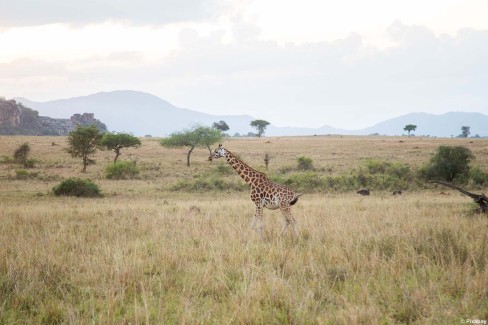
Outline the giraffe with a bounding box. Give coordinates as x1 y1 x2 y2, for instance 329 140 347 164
209 144 301 238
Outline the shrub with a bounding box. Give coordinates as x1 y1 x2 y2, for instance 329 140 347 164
271 158 417 192
365 159 411 178
24 159 36 168
214 164 234 176
422 145 474 183
13 143 31 167
297 156 314 170
352 159 414 190
1 156 15 164
469 167 488 185
271 172 329 192
52 178 101 197
278 165 295 174
365 158 389 174
105 161 140 180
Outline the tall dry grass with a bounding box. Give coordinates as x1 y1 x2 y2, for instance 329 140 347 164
0 135 487 323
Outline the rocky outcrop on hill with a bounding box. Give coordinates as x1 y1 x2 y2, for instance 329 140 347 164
0 97 107 135
0 99 22 126
39 113 108 135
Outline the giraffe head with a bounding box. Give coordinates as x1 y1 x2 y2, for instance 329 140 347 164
209 144 226 161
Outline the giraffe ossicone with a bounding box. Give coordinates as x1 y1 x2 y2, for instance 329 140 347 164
210 144 302 238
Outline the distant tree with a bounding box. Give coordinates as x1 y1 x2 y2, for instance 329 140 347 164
461 126 471 138
422 145 474 182
100 132 141 164
66 125 102 172
160 130 197 167
13 143 31 167
403 124 417 136
212 120 230 132
250 119 270 138
160 125 223 167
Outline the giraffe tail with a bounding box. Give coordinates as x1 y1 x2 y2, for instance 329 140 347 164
290 193 303 206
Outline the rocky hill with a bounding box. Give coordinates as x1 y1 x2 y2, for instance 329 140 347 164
0 97 107 135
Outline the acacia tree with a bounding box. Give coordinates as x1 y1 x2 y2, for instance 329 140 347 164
198 126 224 156
66 125 102 172
100 132 141 164
403 124 417 136
212 120 230 132
250 119 270 138
461 126 471 138
160 125 223 167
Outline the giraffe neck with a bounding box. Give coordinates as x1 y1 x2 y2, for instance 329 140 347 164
223 149 268 186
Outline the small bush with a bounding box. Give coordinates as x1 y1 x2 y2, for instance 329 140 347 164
297 156 314 170
24 159 36 168
1 156 15 164
278 165 295 174
214 164 234 175
14 143 31 167
105 161 140 180
271 172 330 192
15 169 30 180
365 159 411 178
365 159 389 174
271 160 417 193
53 178 101 197
469 167 488 185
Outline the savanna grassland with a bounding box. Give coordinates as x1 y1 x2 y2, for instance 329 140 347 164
0 135 487 324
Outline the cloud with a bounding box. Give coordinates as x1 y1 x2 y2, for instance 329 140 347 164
0 58 65 78
0 0 226 27
156 21 488 127
2 21 487 129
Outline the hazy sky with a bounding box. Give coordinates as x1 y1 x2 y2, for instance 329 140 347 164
1 0 487 129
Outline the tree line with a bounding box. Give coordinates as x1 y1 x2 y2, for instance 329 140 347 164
59 120 481 172
62 119 271 171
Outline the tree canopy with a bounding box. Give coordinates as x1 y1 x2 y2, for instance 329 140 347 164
422 145 474 183
250 119 270 138
461 126 471 138
403 124 417 136
66 125 103 172
100 132 141 164
196 126 224 155
212 120 230 132
160 125 223 166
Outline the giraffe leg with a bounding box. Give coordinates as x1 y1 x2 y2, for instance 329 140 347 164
280 205 297 236
251 208 259 230
251 217 257 230
252 205 265 239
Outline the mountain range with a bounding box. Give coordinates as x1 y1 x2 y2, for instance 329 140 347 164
15 90 488 137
